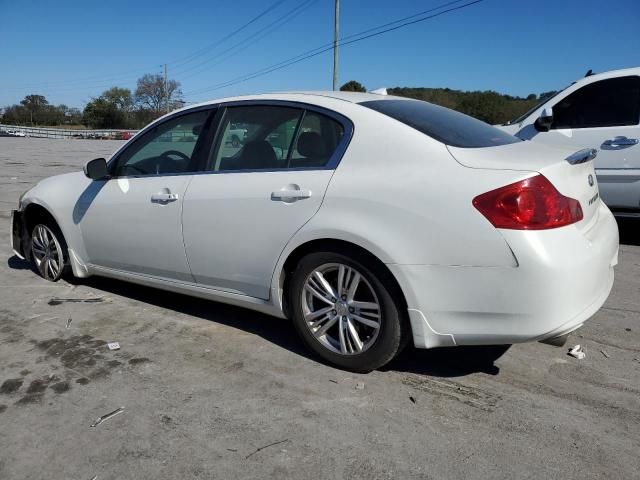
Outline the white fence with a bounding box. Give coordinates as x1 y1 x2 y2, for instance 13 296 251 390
0 124 138 140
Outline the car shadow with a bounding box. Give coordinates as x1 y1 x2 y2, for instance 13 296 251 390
382 344 509 377
58 275 507 377
616 217 640 246
7 255 33 270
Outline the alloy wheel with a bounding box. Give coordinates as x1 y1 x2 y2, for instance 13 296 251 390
31 224 64 281
301 263 381 355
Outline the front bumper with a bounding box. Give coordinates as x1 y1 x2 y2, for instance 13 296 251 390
390 202 619 349
11 210 27 259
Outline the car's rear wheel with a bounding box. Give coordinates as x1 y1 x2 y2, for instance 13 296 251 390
289 251 405 372
30 222 68 282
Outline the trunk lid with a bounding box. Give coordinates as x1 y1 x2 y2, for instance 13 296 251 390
448 141 602 229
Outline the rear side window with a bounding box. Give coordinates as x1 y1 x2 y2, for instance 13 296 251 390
360 99 520 148
289 111 344 168
551 76 640 129
209 105 345 172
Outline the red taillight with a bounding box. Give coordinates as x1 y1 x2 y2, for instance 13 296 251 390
473 174 583 230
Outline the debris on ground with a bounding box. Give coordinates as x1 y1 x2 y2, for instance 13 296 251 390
107 342 120 351
409 396 416 404
245 439 289 459
329 379 338 384
568 345 586 360
625 328 632 332
355 382 365 390
227 448 238 452
600 349 610 359
48 297 105 306
65 317 72 329
90 406 124 427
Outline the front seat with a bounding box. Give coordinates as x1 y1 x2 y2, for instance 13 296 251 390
293 131 328 167
236 140 280 170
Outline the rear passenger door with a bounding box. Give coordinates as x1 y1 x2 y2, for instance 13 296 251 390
182 103 350 299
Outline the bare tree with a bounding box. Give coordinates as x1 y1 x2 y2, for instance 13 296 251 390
135 74 182 113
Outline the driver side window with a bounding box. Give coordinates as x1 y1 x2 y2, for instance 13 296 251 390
113 110 211 177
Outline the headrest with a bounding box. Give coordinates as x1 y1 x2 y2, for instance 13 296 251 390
297 131 326 158
239 140 278 169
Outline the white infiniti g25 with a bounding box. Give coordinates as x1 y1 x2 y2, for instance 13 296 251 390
11 91 619 372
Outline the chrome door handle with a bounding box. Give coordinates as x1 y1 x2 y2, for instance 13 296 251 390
271 189 312 201
151 192 178 203
602 137 639 147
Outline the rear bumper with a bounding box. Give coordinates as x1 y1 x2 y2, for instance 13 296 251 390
11 209 27 259
390 202 619 349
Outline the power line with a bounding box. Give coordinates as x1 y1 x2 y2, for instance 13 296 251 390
183 0 473 97
184 0 484 99
167 0 287 70
3 0 288 92
173 0 318 80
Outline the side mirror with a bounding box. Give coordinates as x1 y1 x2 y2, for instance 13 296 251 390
534 107 554 132
83 158 109 180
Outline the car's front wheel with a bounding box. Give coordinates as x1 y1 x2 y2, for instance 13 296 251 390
289 251 406 372
30 222 68 282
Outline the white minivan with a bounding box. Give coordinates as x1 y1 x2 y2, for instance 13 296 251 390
497 67 640 216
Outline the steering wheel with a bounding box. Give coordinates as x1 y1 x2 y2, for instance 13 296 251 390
161 150 190 161
121 164 147 175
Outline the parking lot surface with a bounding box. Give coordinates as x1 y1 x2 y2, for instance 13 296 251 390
1 138 639 479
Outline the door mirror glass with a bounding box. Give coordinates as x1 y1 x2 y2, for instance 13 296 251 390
83 158 109 180
534 107 554 132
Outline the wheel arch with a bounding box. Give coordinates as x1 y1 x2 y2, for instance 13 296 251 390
23 201 64 238
277 238 409 320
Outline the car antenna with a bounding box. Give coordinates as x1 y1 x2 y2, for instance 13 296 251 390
584 69 594 77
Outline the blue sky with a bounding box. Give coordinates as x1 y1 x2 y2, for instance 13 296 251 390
1 0 639 108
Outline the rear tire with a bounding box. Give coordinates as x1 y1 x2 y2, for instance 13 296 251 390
289 251 405 372
30 221 69 282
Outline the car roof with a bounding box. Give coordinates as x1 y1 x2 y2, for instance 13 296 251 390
571 66 640 87
184 90 402 111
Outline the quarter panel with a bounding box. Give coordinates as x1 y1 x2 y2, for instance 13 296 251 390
300 111 520 267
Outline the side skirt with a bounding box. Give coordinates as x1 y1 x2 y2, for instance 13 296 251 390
88 264 287 319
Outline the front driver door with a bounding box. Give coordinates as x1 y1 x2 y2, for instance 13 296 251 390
182 103 350 299
79 108 214 281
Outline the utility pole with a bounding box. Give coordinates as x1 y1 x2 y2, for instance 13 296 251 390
163 64 169 113
332 0 339 91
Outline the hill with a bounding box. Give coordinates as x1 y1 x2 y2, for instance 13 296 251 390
386 87 556 125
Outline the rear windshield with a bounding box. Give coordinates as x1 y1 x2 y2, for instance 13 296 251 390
359 99 521 148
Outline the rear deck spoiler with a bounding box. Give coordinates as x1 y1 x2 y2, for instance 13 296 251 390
565 148 597 165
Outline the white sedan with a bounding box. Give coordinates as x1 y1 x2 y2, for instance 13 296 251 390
11 92 619 372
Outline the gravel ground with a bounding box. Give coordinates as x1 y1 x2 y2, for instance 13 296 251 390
0 137 639 480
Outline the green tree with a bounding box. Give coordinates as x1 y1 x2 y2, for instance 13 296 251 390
340 80 366 92
102 87 134 112
19 94 49 125
83 97 125 129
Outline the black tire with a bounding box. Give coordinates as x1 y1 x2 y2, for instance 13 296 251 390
289 251 406 372
29 220 70 282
